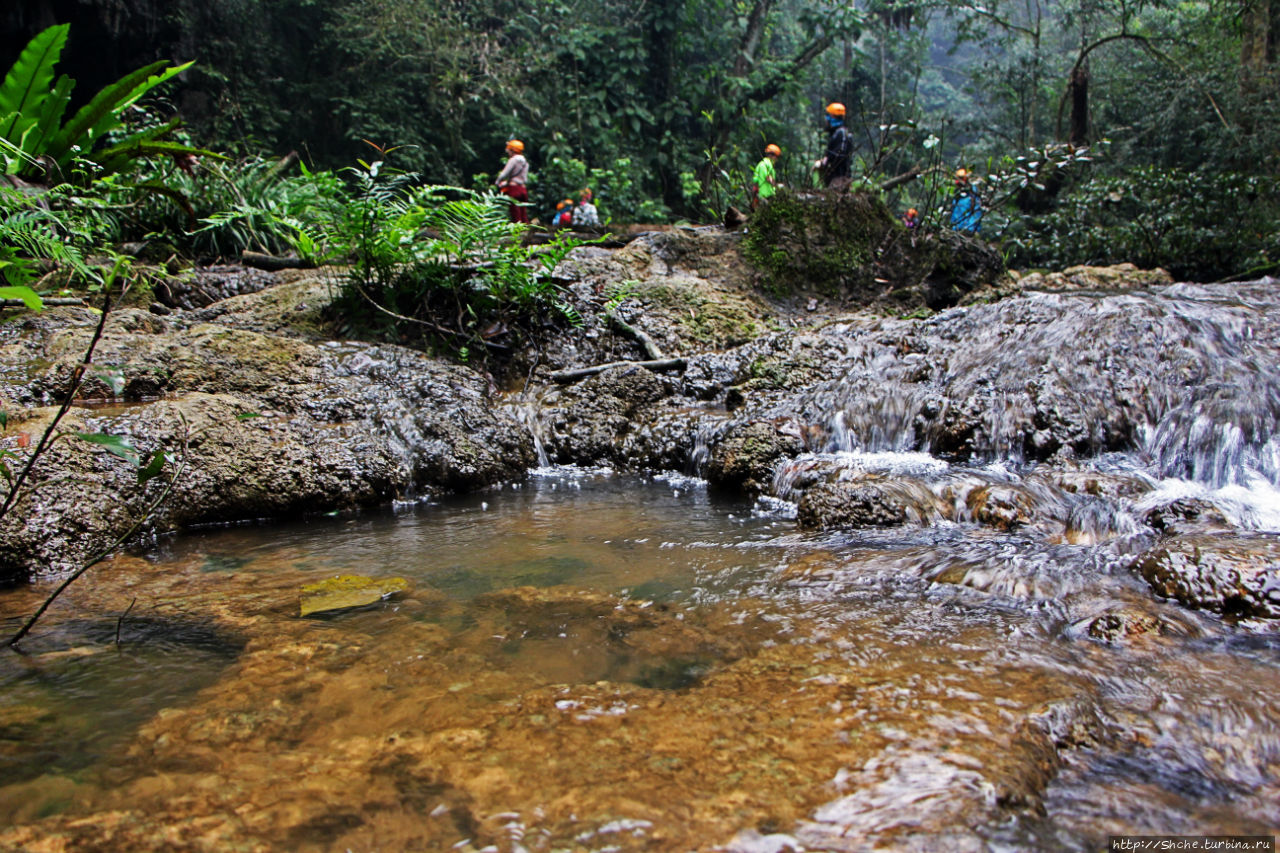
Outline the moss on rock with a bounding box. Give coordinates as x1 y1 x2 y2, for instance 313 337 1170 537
743 190 1004 310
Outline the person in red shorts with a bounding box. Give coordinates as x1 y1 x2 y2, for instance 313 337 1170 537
495 139 529 223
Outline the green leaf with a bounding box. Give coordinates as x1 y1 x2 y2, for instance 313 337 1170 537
0 285 43 310
0 25 68 141
138 449 167 484
45 60 192 168
73 432 140 466
235 412 263 421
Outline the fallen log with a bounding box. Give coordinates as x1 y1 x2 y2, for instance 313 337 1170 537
550 358 686 384
1 297 86 309
241 251 316 271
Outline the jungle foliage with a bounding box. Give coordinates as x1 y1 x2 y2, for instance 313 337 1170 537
0 24 210 185
2 0 1279 278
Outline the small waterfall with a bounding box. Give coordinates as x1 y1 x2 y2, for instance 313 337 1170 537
773 283 1280 493
500 388 552 468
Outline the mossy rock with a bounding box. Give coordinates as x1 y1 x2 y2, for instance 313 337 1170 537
743 190 894 297
742 190 1004 310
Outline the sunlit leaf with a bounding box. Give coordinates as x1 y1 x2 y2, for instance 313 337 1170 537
73 432 140 466
0 285 43 311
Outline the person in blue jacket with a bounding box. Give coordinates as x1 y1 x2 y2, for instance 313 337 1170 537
950 168 983 233
552 199 575 227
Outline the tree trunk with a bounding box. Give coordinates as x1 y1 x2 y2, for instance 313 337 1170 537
1068 61 1090 146
1242 0 1275 75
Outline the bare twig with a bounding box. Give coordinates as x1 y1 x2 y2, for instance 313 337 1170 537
115 596 137 646
0 290 112 521
550 358 687 384
606 310 666 360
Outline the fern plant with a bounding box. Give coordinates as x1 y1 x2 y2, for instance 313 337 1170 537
0 24 213 185
0 183 92 288
319 155 586 356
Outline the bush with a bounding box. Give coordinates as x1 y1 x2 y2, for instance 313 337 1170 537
86 154 348 261
1005 168 1280 281
321 158 584 357
527 156 671 224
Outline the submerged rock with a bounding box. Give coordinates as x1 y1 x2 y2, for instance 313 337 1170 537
1135 534 1280 619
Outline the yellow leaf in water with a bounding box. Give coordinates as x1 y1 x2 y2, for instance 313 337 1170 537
299 574 410 617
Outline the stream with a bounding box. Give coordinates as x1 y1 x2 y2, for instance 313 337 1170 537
0 460 1277 851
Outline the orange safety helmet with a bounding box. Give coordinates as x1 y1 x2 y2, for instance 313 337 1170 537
954 167 970 182
825 102 846 117
506 139 524 153
907 207 918 217
765 143 781 157
580 187 593 201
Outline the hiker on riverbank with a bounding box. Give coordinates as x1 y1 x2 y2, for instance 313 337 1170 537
814 102 852 189
552 198 575 227
950 168 983 233
495 139 529 223
752 143 782 210
572 188 599 227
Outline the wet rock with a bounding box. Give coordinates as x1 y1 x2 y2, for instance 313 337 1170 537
1135 534 1280 619
704 421 804 495
1144 498 1231 536
1086 609 1163 644
540 365 673 465
964 484 1034 530
1016 263 1174 293
0 312 535 582
796 481 909 530
153 264 280 310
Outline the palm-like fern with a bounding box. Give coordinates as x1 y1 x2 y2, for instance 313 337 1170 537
0 24 214 185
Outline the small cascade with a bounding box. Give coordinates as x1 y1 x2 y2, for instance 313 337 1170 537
773 451 1148 543
498 387 553 468
773 282 1280 493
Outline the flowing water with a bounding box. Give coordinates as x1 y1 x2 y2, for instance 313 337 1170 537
0 466 1276 851
1 281 1279 850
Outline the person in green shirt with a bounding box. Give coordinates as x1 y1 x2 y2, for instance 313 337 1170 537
751 143 782 210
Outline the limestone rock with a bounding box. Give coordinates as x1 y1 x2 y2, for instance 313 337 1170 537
1135 534 1280 619
796 482 909 530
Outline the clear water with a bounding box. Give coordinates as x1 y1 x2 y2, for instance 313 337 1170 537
0 467 1276 851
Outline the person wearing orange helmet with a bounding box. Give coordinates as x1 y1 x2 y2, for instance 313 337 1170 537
751 143 782 211
552 198 575 227
495 139 529 223
814 102 852 189
572 187 599 227
903 207 920 229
